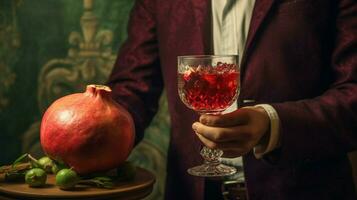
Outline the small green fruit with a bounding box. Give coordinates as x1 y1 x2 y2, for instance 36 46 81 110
25 168 47 187
38 157 54 173
55 168 79 190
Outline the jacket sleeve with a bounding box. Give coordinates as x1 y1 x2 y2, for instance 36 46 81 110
107 0 163 144
269 0 357 164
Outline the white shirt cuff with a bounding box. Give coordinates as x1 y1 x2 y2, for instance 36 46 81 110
253 104 281 159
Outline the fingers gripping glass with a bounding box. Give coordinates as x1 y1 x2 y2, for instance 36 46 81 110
177 55 240 177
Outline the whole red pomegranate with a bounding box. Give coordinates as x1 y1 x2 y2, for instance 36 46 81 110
40 85 135 174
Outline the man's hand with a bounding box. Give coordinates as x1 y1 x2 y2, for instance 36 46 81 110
192 107 270 158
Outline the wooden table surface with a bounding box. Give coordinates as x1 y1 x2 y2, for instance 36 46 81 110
0 167 155 200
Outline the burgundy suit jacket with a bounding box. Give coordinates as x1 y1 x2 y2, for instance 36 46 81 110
108 0 357 199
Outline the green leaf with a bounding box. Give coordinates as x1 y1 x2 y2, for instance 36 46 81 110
77 176 114 189
92 179 113 189
12 153 29 168
93 176 112 182
101 182 114 189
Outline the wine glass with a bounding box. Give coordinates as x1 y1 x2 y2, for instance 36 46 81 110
177 55 240 177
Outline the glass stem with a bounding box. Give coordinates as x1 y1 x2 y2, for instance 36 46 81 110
200 146 223 165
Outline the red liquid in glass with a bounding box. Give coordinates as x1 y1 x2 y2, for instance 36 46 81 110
178 66 239 113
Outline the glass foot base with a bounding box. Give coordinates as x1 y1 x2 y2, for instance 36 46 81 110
187 163 237 177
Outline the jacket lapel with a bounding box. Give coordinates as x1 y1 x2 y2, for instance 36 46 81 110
241 0 276 67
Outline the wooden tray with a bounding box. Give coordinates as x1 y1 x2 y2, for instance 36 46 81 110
0 167 155 200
